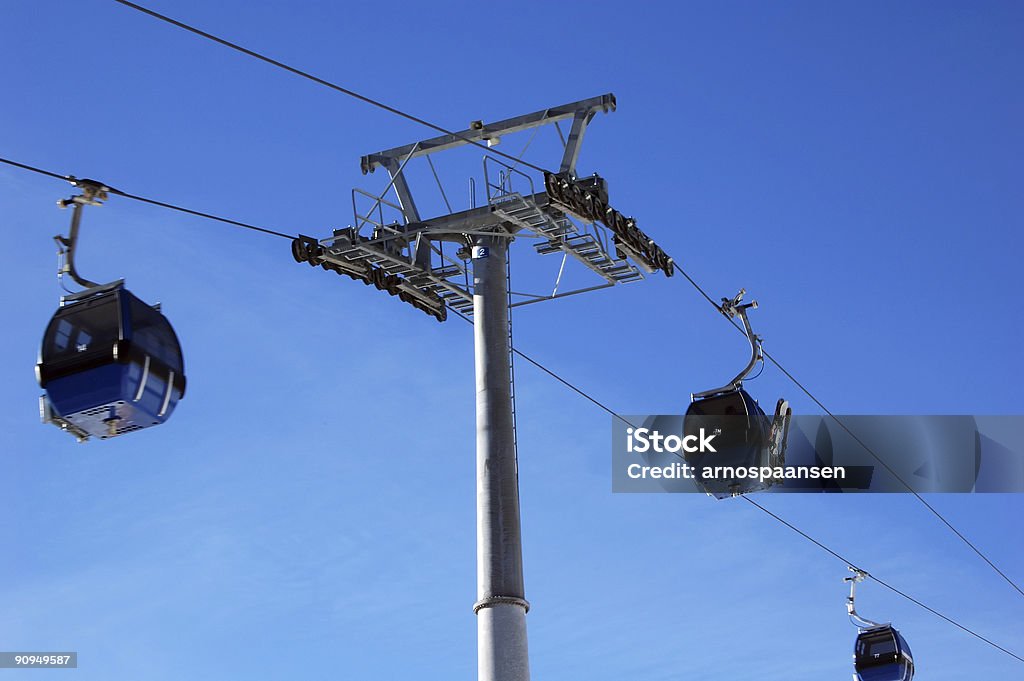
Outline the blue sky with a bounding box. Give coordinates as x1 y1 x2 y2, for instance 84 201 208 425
1 1 1022 679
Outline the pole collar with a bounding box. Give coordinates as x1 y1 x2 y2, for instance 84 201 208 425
473 595 530 614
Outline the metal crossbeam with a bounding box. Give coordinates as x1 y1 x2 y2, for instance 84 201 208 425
361 93 616 175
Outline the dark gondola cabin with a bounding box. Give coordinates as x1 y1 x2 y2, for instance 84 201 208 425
683 388 773 498
854 625 914 681
36 283 185 441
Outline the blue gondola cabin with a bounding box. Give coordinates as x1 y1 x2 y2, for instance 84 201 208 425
36 282 185 441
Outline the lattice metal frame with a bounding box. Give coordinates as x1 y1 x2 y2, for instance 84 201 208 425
294 93 670 320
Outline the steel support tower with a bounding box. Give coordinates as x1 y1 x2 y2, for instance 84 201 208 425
471 234 530 681
292 93 673 681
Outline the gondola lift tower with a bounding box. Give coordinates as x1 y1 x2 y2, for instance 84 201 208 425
291 94 674 681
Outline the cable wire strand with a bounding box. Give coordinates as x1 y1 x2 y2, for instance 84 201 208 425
742 495 1024 664
0 156 295 240
759 344 1024 599
450 308 636 428
111 0 551 176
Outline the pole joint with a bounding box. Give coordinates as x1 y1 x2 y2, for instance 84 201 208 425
473 596 531 614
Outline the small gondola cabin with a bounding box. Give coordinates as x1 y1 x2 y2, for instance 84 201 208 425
683 388 772 498
854 625 914 681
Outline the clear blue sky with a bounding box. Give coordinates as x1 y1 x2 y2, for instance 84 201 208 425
1 1 1022 679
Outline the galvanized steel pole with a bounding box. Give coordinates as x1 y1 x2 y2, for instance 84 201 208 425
472 236 530 681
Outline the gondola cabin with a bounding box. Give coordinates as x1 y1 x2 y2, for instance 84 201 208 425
36 282 185 441
683 388 773 498
854 625 914 681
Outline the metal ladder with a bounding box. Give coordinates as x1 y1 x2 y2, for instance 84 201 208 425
506 246 519 473
491 192 641 285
